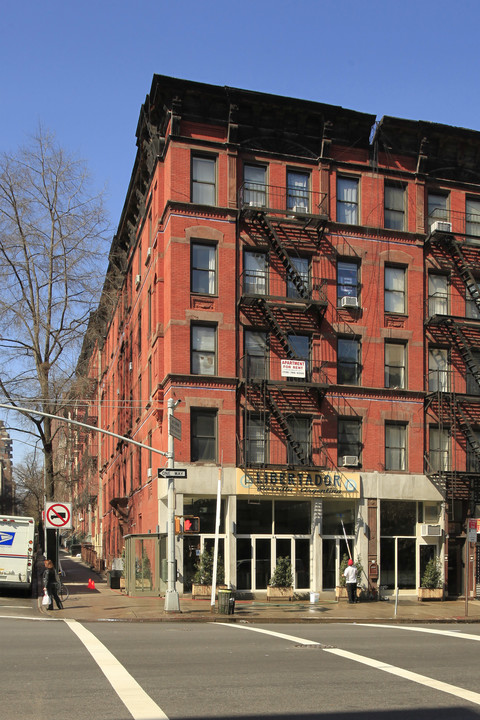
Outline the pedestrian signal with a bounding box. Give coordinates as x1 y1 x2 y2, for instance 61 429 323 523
183 516 200 534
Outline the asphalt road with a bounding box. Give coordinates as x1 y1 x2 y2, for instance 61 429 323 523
1 595 480 720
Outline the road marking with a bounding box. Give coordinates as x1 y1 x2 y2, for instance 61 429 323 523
216 623 480 707
65 619 168 720
357 623 480 642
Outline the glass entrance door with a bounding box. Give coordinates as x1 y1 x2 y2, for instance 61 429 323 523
236 537 310 591
322 538 351 589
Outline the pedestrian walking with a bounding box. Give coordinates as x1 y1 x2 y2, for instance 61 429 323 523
32 548 45 600
43 558 63 610
344 558 357 604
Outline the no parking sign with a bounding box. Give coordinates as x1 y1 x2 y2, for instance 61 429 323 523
45 502 72 530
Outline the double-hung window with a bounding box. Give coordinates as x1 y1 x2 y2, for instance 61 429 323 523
427 192 448 229
191 324 216 376
428 274 448 316
385 423 407 471
287 256 310 298
244 164 266 207
245 330 267 380
244 251 267 296
287 170 309 212
429 426 449 472
191 243 216 294
337 261 359 305
428 347 448 392
338 418 362 466
337 177 359 224
384 184 405 230
385 266 406 314
246 415 266 465
286 416 311 465
191 409 217 462
385 342 406 389
287 334 310 381
466 350 480 396
337 338 360 385
466 197 480 240
192 156 216 205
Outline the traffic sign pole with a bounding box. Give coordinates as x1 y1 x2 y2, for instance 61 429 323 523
164 398 180 612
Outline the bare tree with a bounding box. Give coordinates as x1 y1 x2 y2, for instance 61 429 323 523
0 128 110 499
13 453 44 521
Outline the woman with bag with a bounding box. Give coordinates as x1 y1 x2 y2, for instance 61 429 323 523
43 558 63 610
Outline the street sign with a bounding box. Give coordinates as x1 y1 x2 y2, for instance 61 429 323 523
45 502 72 530
169 416 182 441
158 468 187 479
467 518 477 543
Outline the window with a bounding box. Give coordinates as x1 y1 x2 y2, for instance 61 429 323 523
337 261 359 304
338 418 361 465
466 197 480 239
287 171 309 211
385 423 407 471
191 325 216 375
337 177 359 224
385 342 406 389
429 426 449 472
466 286 480 319
466 350 480 396
246 415 266 465
385 266 406 314
428 347 448 392
244 251 267 295
245 330 267 379
286 416 311 465
287 256 310 298
244 164 266 207
467 430 480 472
191 409 217 462
384 184 405 230
428 274 448 316
427 192 448 229
192 243 216 294
192 156 216 205
287 334 310 381
337 338 360 385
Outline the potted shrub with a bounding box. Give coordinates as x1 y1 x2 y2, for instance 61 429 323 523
418 556 444 601
336 553 363 600
191 549 225 599
267 556 294 601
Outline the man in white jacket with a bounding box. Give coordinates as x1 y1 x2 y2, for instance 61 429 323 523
343 558 357 603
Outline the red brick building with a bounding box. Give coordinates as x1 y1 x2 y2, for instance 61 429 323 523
68 76 480 599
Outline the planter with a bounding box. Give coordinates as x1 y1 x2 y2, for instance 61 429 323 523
266 585 294 602
336 586 361 601
191 583 227 600
417 587 444 602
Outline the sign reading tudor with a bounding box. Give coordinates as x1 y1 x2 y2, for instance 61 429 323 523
45 502 73 530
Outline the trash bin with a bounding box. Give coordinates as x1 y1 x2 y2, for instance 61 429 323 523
108 570 121 589
217 589 235 615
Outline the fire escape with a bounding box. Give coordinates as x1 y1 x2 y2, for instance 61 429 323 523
238 183 330 470
425 219 480 518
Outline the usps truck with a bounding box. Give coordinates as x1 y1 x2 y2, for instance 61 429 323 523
0 515 35 591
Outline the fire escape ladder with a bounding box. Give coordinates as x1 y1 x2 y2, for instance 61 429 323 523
447 238 480 314
454 402 480 464
264 389 309 466
257 299 300 358
446 320 480 392
252 212 309 299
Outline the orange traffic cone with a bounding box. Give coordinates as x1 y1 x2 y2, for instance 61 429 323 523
90 579 96 590
87 578 93 589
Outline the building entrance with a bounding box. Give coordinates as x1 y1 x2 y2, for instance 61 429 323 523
236 536 310 591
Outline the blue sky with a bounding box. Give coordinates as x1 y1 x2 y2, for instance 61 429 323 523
1 0 479 462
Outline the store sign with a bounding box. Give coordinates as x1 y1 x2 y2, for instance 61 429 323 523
281 359 306 378
236 468 360 498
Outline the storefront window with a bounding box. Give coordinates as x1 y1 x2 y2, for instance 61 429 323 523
275 500 310 534
322 500 356 535
183 497 225 534
380 500 416 535
237 500 272 534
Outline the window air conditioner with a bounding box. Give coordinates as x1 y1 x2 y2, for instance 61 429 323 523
430 220 452 234
147 468 152 479
342 455 359 467
292 205 307 214
421 523 442 537
129 362 133 372
341 296 359 308
135 274 141 287
145 247 152 264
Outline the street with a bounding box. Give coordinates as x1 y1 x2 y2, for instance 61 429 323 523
0 596 480 720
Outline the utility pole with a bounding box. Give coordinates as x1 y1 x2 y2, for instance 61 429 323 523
164 398 180 612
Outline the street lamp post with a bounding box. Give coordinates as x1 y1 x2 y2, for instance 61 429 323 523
164 398 180 612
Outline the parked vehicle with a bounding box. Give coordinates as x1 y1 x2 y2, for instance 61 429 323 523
0 515 35 591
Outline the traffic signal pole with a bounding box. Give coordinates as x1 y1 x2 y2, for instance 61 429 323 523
164 398 180 612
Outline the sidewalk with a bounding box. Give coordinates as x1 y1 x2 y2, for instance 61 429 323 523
44 552 480 624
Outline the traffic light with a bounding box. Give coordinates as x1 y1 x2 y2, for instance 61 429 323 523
183 516 200 533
